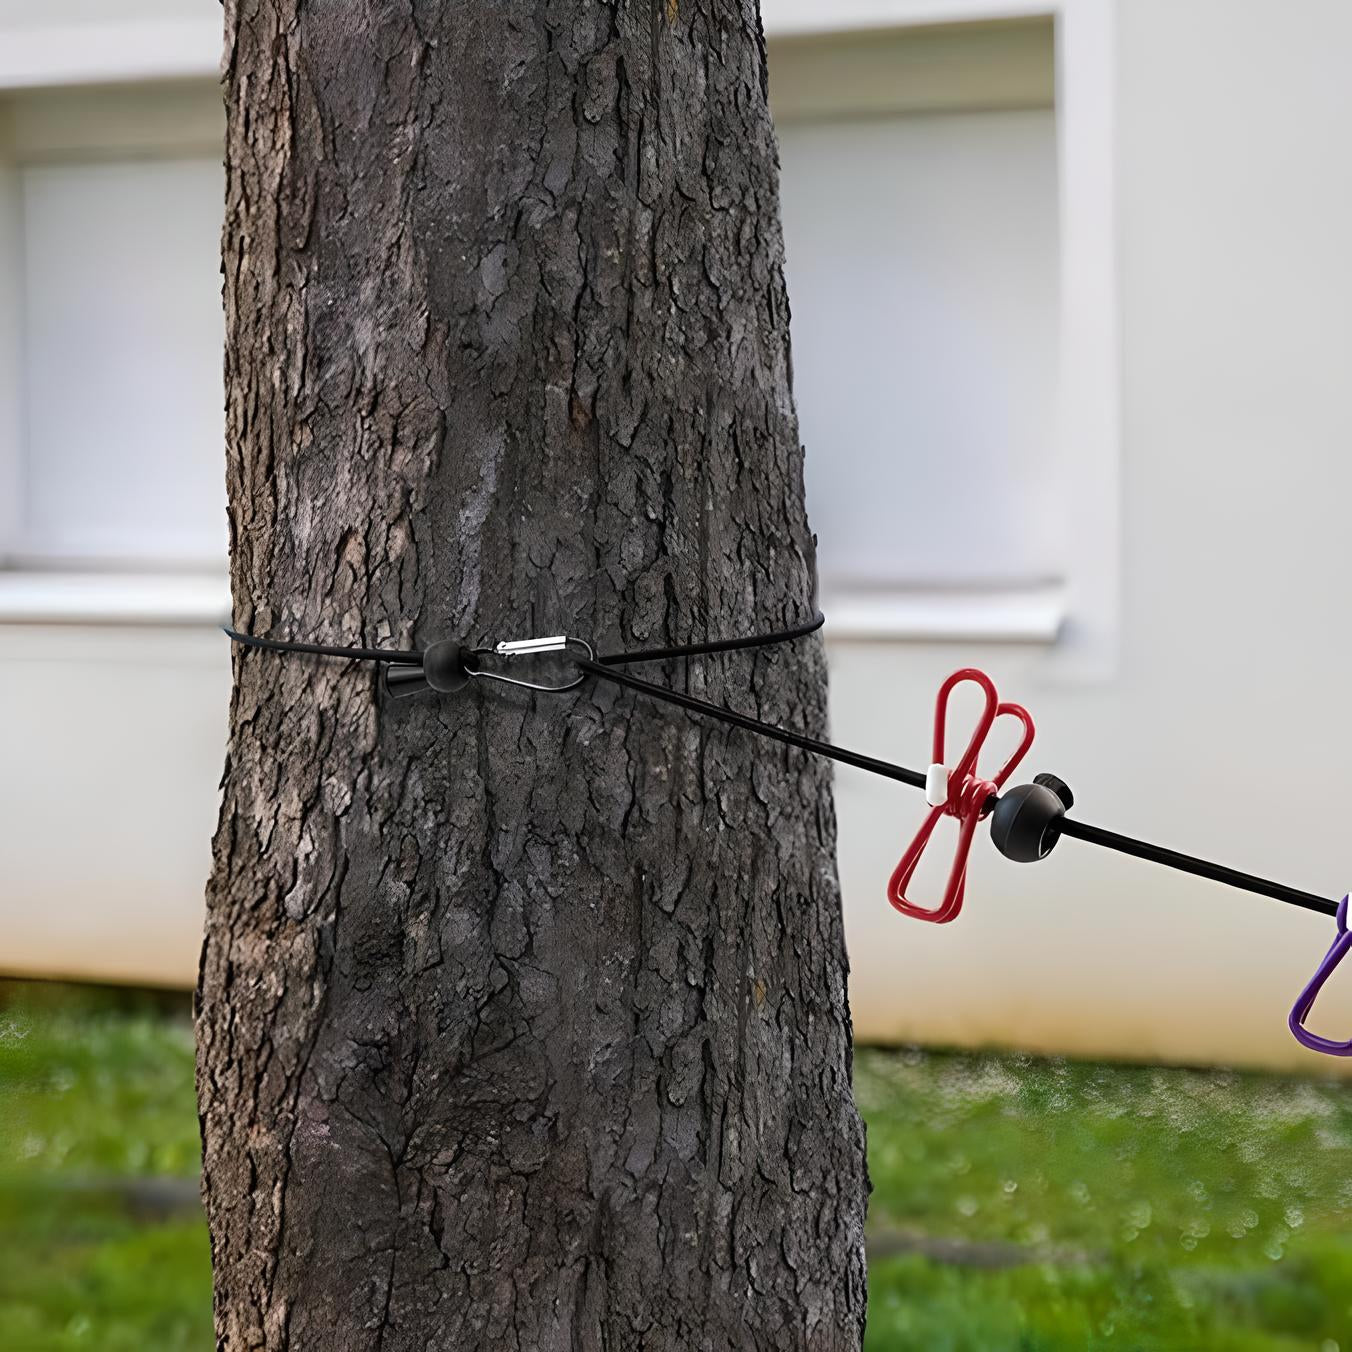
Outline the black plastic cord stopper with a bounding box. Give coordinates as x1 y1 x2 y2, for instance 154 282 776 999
1033 772 1073 812
381 640 470 700
990 774 1073 863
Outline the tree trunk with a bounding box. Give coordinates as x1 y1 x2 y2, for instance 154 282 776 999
197 3 868 1349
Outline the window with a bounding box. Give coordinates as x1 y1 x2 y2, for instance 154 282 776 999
0 79 227 615
770 19 1067 635
20 155 225 565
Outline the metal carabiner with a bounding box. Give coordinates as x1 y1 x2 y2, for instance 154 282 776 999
467 635 595 693
887 667 1035 924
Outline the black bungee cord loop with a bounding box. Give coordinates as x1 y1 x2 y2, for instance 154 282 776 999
225 611 1348 1055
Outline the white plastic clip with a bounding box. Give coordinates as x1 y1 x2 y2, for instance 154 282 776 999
925 763 950 808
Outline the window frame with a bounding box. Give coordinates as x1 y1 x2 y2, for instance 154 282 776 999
774 58 1061 606
0 76 229 625
766 0 1121 674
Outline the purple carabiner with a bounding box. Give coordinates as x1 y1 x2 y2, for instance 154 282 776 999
1289 896 1352 1055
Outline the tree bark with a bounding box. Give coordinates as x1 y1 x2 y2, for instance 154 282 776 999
197 2 868 1349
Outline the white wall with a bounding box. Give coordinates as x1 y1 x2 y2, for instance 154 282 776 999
0 1 189 22
831 0 1352 1072
3 1 1352 1075
0 626 228 986
0 0 218 89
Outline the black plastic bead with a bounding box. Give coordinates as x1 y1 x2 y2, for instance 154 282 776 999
421 640 470 694
989 778 1071 863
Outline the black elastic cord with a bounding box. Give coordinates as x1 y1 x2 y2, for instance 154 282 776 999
224 613 1336 918
1054 817 1336 917
578 657 925 790
578 657 1336 919
224 627 421 664
222 612 826 670
596 610 825 667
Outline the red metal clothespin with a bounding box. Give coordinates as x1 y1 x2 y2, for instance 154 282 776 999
888 668 1035 923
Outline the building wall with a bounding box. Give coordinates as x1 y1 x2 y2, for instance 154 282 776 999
0 625 228 987
832 0 1352 1071
2 0 1351 1072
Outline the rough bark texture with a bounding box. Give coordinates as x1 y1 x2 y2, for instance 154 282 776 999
197 2 868 1348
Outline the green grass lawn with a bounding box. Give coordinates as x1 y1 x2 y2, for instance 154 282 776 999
0 988 209 1351
3 985 1352 1350
857 1050 1352 1350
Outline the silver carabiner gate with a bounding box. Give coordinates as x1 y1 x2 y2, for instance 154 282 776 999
467 635 594 693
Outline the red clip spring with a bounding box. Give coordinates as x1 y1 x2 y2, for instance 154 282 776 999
888 668 1035 924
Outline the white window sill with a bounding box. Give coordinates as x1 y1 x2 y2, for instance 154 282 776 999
0 572 230 626
0 573 1063 643
820 584 1065 642
762 0 1056 39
